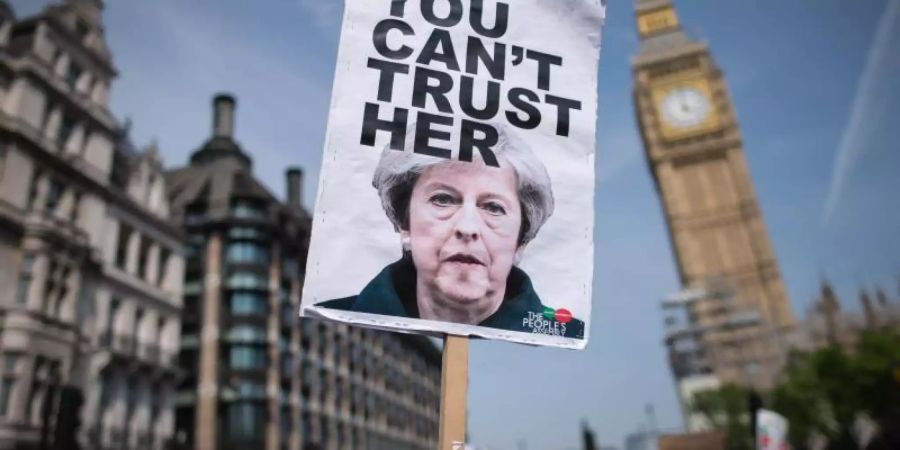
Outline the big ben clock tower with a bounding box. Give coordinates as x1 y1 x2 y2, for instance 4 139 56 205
631 0 795 391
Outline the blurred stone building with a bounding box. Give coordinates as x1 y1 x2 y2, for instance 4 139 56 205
0 1 184 449
794 280 900 353
166 94 442 450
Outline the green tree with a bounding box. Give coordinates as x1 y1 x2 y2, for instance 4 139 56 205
814 347 860 450
690 384 753 450
770 351 829 450
691 331 900 450
770 330 900 450
853 331 900 449
770 347 859 449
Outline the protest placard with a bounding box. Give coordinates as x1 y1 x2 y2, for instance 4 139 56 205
302 0 605 349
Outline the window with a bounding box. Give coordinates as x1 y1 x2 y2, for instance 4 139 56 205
229 345 266 370
157 318 166 344
185 234 205 262
280 302 294 329
45 179 64 215
43 259 69 317
70 191 81 222
230 291 267 316
226 403 264 440
234 381 265 399
125 376 138 419
40 104 55 135
279 334 288 353
185 202 206 225
182 295 199 328
134 308 143 341
65 62 81 90
231 199 265 219
97 371 111 416
226 325 266 344
279 405 290 444
178 351 199 388
228 227 264 240
26 357 60 425
183 275 203 296
0 354 18 416
226 242 268 265
150 382 161 424
57 114 75 150
83 78 95 102
26 170 41 211
115 223 132 269
15 253 35 304
226 271 267 290
137 236 151 280
281 257 299 280
157 247 170 287
280 354 292 379
107 299 120 336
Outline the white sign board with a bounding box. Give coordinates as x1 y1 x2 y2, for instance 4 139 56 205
757 409 789 450
301 0 605 349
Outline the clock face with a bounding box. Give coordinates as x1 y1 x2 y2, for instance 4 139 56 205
659 87 711 129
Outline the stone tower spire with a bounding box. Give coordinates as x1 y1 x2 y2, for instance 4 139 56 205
859 287 877 329
818 280 841 346
875 287 889 307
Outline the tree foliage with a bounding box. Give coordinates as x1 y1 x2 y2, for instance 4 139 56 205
690 384 753 450
690 330 900 450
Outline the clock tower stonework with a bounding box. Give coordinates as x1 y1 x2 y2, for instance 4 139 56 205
631 0 794 390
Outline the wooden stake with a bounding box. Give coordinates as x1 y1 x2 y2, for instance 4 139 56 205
438 334 469 450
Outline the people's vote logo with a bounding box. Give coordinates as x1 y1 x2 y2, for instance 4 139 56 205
523 306 573 335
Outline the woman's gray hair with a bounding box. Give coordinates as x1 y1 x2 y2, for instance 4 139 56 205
372 123 554 247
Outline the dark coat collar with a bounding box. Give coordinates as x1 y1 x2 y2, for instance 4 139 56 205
319 258 584 339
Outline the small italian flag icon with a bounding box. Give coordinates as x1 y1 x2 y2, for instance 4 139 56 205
542 306 573 324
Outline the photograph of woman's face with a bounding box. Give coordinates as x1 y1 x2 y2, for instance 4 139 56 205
402 161 522 323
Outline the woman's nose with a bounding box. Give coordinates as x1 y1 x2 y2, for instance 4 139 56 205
453 204 482 242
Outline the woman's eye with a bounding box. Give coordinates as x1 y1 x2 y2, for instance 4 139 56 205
429 193 456 207
482 202 506 216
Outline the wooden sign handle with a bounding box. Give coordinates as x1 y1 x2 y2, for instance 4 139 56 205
438 334 469 449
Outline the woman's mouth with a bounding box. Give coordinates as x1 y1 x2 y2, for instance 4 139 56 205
444 253 485 266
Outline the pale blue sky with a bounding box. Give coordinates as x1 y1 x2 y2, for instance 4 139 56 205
11 1 899 449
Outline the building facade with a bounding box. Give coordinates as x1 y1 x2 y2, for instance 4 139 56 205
631 0 795 392
0 1 184 449
794 280 900 353
661 286 764 432
167 94 442 450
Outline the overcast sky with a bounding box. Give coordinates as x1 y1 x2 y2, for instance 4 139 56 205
11 1 900 449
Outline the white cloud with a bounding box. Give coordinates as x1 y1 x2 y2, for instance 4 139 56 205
822 1 900 224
